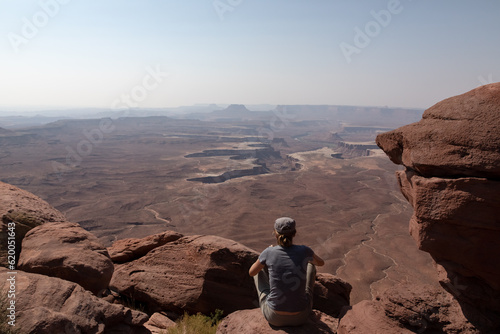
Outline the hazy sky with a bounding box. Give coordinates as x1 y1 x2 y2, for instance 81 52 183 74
1 0 499 112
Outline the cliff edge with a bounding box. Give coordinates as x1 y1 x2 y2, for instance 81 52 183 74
0 181 350 333
376 83 500 332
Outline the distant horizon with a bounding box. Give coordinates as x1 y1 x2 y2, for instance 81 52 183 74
0 81 492 115
1 1 499 114
0 101 426 117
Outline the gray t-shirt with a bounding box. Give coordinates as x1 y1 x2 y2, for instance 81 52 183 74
258 245 314 312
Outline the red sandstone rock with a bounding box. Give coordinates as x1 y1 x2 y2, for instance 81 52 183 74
398 170 500 292
394 151 500 331
314 273 352 317
0 268 149 334
0 181 67 267
0 181 67 223
108 230 183 263
381 285 478 333
339 285 478 334
18 221 114 294
110 233 352 317
376 83 500 332
216 308 338 334
144 312 176 334
376 83 500 178
338 300 412 334
110 234 260 315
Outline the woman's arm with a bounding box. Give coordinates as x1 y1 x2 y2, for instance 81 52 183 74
310 252 325 266
249 259 265 276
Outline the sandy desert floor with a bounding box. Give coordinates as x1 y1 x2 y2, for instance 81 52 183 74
0 115 438 303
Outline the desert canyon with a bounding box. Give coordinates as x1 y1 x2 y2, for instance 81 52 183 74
1 84 499 333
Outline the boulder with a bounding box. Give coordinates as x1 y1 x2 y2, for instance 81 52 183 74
376 83 500 178
398 170 500 303
110 234 259 315
339 285 478 334
381 284 478 333
338 300 413 334
313 273 352 317
18 221 114 294
216 308 338 334
144 312 176 334
376 83 500 331
110 232 352 317
108 230 183 263
0 268 148 334
0 181 67 267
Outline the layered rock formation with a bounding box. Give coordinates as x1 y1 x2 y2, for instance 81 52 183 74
185 145 283 183
187 165 270 184
376 83 500 332
4 80 499 333
377 83 500 179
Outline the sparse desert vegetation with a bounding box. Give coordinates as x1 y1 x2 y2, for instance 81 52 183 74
165 310 223 334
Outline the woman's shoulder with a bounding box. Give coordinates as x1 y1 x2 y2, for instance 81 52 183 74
293 244 312 250
260 245 279 255
292 244 314 254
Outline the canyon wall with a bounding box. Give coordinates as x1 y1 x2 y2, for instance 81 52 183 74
376 83 500 332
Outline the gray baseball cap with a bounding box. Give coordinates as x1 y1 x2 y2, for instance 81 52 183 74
274 217 296 235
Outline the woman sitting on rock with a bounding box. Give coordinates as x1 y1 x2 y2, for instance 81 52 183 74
249 217 325 327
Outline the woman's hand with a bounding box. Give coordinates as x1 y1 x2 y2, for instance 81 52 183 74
310 252 325 266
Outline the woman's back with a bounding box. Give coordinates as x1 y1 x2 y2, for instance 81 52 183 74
259 245 314 312
249 217 324 327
